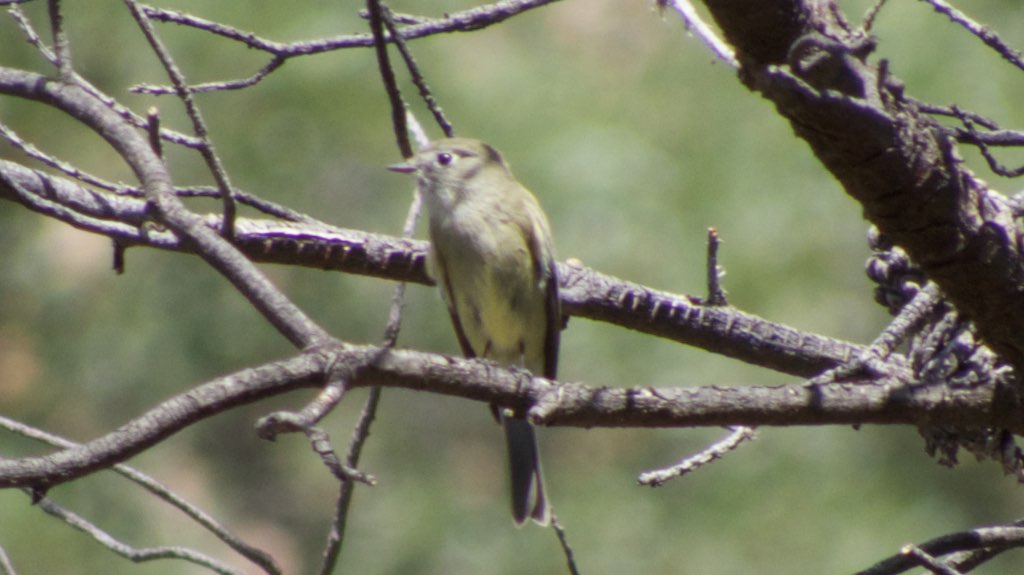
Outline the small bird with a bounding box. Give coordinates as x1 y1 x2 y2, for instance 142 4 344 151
389 137 559 525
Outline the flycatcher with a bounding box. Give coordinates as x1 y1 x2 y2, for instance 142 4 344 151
389 137 559 525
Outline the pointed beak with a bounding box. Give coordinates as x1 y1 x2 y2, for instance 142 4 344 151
387 161 416 174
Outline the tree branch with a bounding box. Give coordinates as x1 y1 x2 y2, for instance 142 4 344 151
0 66 330 348
0 416 282 575
0 340 1018 491
133 0 565 94
857 524 1024 575
0 158 863 377
700 0 1024 379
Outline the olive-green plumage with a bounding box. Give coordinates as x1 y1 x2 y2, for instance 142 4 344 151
390 138 558 525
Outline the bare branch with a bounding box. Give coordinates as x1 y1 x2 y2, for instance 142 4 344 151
0 158 865 377
857 525 1024 575
134 0 565 94
32 494 244 575
7 5 204 147
899 545 962 575
367 0 412 158
315 380 384 575
0 545 16 575
861 0 888 33
1 335 1017 492
549 515 581 575
0 66 330 347
125 0 238 238
0 351 326 491
920 0 1024 73
7 3 57 66
381 6 454 138
637 425 756 486
0 120 135 193
664 0 738 68
939 519 1024 572
559 261 861 376
700 0 1024 378
46 0 71 80
703 227 727 306
0 417 282 574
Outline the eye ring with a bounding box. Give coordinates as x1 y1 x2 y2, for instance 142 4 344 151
436 152 454 166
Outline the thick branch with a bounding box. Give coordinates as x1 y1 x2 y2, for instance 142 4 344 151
0 342 1019 491
702 0 1024 376
0 159 863 378
0 351 328 491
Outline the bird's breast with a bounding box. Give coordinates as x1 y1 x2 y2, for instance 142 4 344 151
430 206 548 370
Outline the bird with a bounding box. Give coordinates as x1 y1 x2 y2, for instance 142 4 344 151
389 137 559 525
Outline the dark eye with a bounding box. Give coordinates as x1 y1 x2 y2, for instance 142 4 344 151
436 152 454 166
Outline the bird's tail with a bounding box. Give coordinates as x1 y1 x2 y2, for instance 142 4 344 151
503 415 550 526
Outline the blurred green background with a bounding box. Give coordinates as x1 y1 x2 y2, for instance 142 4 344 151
3 0 1024 573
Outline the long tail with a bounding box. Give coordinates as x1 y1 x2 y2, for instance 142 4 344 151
503 416 550 526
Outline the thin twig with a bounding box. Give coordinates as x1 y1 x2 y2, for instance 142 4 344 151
6 5 204 148
368 0 412 158
316 42 429 566
856 525 1024 575
124 0 239 238
135 56 287 95
664 0 738 68
0 545 16 575
32 493 244 575
0 121 124 192
0 415 282 575
134 0 565 94
305 425 376 484
550 514 582 575
252 362 375 488
949 105 1024 178
7 4 58 66
638 426 757 486
919 0 1024 72
382 154 424 344
953 128 1024 148
866 282 941 358
381 6 455 138
46 0 72 80
912 100 1024 155
862 0 889 33
804 284 937 387
118 183 319 223
405 110 430 148
146 107 163 158
901 545 963 575
317 386 383 575
0 125 317 222
915 100 999 130
254 377 353 444
704 227 727 306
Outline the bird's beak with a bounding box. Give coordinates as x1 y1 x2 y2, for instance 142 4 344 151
387 161 416 174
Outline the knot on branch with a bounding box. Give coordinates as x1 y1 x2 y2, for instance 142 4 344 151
867 225 928 314
867 225 1009 389
786 31 876 98
866 226 1023 477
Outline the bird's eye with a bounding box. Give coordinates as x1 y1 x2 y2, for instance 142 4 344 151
436 152 455 166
